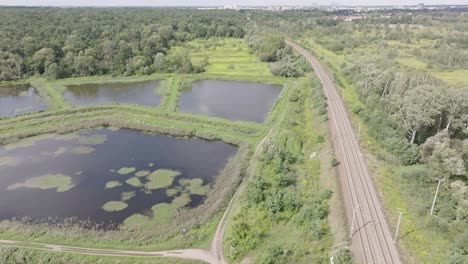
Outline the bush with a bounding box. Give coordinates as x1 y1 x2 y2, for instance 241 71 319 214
331 158 340 167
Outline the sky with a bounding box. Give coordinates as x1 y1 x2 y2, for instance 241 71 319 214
2 0 468 6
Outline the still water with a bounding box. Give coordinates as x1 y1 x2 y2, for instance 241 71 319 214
179 80 282 122
64 80 162 106
0 85 47 118
0 129 237 227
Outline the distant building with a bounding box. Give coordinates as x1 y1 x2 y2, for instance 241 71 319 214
223 4 238 10
417 3 425 9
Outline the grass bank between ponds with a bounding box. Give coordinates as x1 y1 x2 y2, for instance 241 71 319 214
0 104 263 145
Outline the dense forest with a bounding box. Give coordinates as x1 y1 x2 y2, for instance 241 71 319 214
0 8 246 80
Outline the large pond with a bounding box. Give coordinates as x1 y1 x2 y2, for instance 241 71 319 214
179 80 282 122
64 80 163 106
0 129 237 228
0 85 47 118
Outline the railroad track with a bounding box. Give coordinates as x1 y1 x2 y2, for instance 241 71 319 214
286 40 402 264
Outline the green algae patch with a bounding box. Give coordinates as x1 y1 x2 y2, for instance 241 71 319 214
188 178 210 195
123 194 190 227
78 134 108 145
41 146 67 157
7 174 74 192
0 156 19 167
126 177 143 187
135 170 150 177
145 169 181 190
117 167 136 175
105 181 122 189
102 201 128 212
70 146 95 155
121 191 136 201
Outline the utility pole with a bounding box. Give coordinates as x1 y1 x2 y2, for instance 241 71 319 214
430 179 444 215
350 204 360 238
393 210 402 243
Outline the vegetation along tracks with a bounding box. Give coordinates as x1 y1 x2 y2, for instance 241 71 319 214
287 40 402 264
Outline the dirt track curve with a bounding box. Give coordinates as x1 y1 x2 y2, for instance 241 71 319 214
286 40 402 264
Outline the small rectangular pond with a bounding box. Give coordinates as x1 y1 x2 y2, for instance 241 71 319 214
64 80 163 107
0 85 47 118
178 80 282 123
0 129 237 228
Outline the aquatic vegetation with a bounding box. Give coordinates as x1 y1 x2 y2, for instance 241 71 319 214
77 134 108 145
145 169 181 190
105 181 122 189
7 174 74 192
41 147 67 157
0 156 18 167
117 167 136 175
124 194 191 227
188 178 210 196
70 146 95 155
126 177 143 187
121 191 136 201
102 201 128 212
135 170 150 177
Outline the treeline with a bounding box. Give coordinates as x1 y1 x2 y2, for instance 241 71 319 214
343 53 467 164
246 28 311 77
0 8 245 81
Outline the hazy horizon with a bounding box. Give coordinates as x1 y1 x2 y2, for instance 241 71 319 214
2 0 468 7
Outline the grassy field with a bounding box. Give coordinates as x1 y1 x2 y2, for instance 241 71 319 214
433 69 468 88
183 38 274 77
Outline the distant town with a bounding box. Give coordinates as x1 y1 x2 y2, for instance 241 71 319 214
197 3 467 12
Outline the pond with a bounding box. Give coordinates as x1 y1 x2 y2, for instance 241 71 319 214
178 80 282 122
0 129 237 228
64 80 163 107
0 85 47 118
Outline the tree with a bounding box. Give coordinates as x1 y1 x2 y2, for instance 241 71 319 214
153 52 166 73
126 55 147 75
32 48 55 75
73 54 97 76
421 132 466 179
0 52 23 81
166 48 194 73
397 85 444 144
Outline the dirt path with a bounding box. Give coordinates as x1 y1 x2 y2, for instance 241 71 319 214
286 40 402 264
